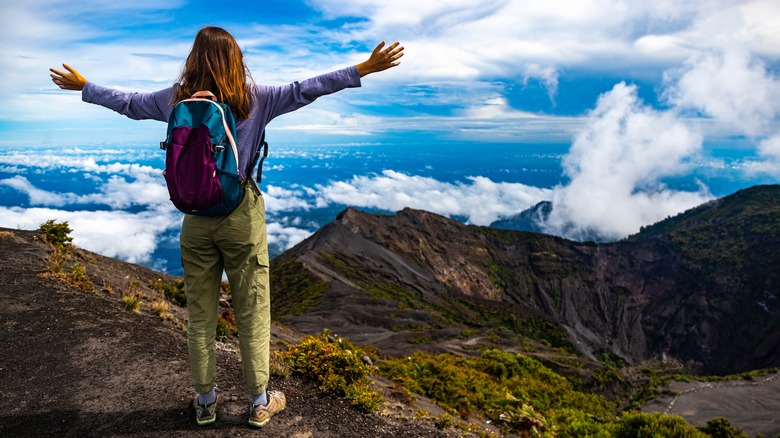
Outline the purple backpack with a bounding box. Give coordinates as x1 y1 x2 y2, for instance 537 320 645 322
160 91 265 216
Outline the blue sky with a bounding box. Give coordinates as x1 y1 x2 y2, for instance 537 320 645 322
2 0 777 148
1 0 780 267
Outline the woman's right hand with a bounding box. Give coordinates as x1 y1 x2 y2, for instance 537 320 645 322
50 64 87 91
357 41 404 77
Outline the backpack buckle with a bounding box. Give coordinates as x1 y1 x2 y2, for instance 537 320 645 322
214 145 225 152
160 141 169 150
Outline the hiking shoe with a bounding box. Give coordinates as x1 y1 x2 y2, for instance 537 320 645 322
192 394 218 426
248 390 286 427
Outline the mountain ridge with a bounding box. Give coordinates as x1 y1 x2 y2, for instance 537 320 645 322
271 184 780 375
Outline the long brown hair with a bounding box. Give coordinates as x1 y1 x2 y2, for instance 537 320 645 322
175 26 252 120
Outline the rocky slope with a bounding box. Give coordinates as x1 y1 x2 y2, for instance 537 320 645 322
271 185 780 375
0 228 458 437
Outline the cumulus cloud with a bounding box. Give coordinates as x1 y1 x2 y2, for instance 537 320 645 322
664 50 780 136
543 82 711 240
314 170 551 225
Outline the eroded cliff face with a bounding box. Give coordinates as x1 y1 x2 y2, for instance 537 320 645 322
271 185 780 375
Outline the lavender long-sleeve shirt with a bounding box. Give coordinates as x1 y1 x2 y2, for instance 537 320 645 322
82 66 361 176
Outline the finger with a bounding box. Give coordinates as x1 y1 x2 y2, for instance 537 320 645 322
63 64 77 74
390 47 404 58
49 68 66 77
372 41 386 55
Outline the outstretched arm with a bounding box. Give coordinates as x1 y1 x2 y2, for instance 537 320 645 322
49 63 172 121
357 41 404 77
50 64 87 91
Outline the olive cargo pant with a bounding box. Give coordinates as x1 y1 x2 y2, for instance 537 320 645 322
180 188 270 396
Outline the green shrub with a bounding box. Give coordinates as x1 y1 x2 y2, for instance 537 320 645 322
380 349 616 435
45 243 68 274
281 332 383 412
611 412 708 437
68 263 95 293
216 315 237 342
39 220 73 246
697 417 748 438
149 278 186 306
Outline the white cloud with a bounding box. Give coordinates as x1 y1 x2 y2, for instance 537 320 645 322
264 185 314 211
314 170 551 225
0 206 180 264
758 133 780 162
543 82 712 240
266 221 313 250
0 176 77 206
664 50 780 136
7 0 779 146
308 0 780 77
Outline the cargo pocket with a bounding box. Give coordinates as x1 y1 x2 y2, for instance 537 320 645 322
250 251 271 308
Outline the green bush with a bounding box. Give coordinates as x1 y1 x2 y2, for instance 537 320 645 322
611 412 708 437
697 417 748 438
68 263 95 293
149 278 186 306
216 315 237 342
39 220 73 246
380 349 615 435
281 332 383 412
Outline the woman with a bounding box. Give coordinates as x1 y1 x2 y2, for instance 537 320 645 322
50 26 403 428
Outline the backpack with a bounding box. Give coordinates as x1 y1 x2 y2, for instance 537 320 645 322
160 91 268 216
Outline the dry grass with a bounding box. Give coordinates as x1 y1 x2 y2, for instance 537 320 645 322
121 294 141 313
150 298 170 319
0 231 15 239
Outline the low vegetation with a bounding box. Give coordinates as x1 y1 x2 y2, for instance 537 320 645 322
270 258 331 318
272 329 749 436
121 294 141 312
280 331 383 413
38 220 96 293
149 278 186 307
381 349 615 435
39 219 73 247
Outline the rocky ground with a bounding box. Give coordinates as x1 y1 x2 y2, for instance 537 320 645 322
0 228 475 437
2 226 779 437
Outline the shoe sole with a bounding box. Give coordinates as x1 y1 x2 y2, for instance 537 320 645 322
196 415 217 426
248 418 270 428
193 395 218 426
248 407 284 428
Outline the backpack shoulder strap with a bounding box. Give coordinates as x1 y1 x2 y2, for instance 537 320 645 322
246 131 269 196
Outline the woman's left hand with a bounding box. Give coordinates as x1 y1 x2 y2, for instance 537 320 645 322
357 41 404 77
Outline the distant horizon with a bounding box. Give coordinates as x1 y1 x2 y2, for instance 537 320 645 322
1 0 779 273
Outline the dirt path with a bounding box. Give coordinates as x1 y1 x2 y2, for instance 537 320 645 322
0 229 455 437
642 373 780 436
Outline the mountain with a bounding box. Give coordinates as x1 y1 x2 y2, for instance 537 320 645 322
489 200 551 233
270 185 780 375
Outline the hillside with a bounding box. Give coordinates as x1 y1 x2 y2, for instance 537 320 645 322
2 184 779 436
0 228 456 437
270 185 780 376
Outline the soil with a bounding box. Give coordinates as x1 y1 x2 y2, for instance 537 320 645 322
0 229 472 437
